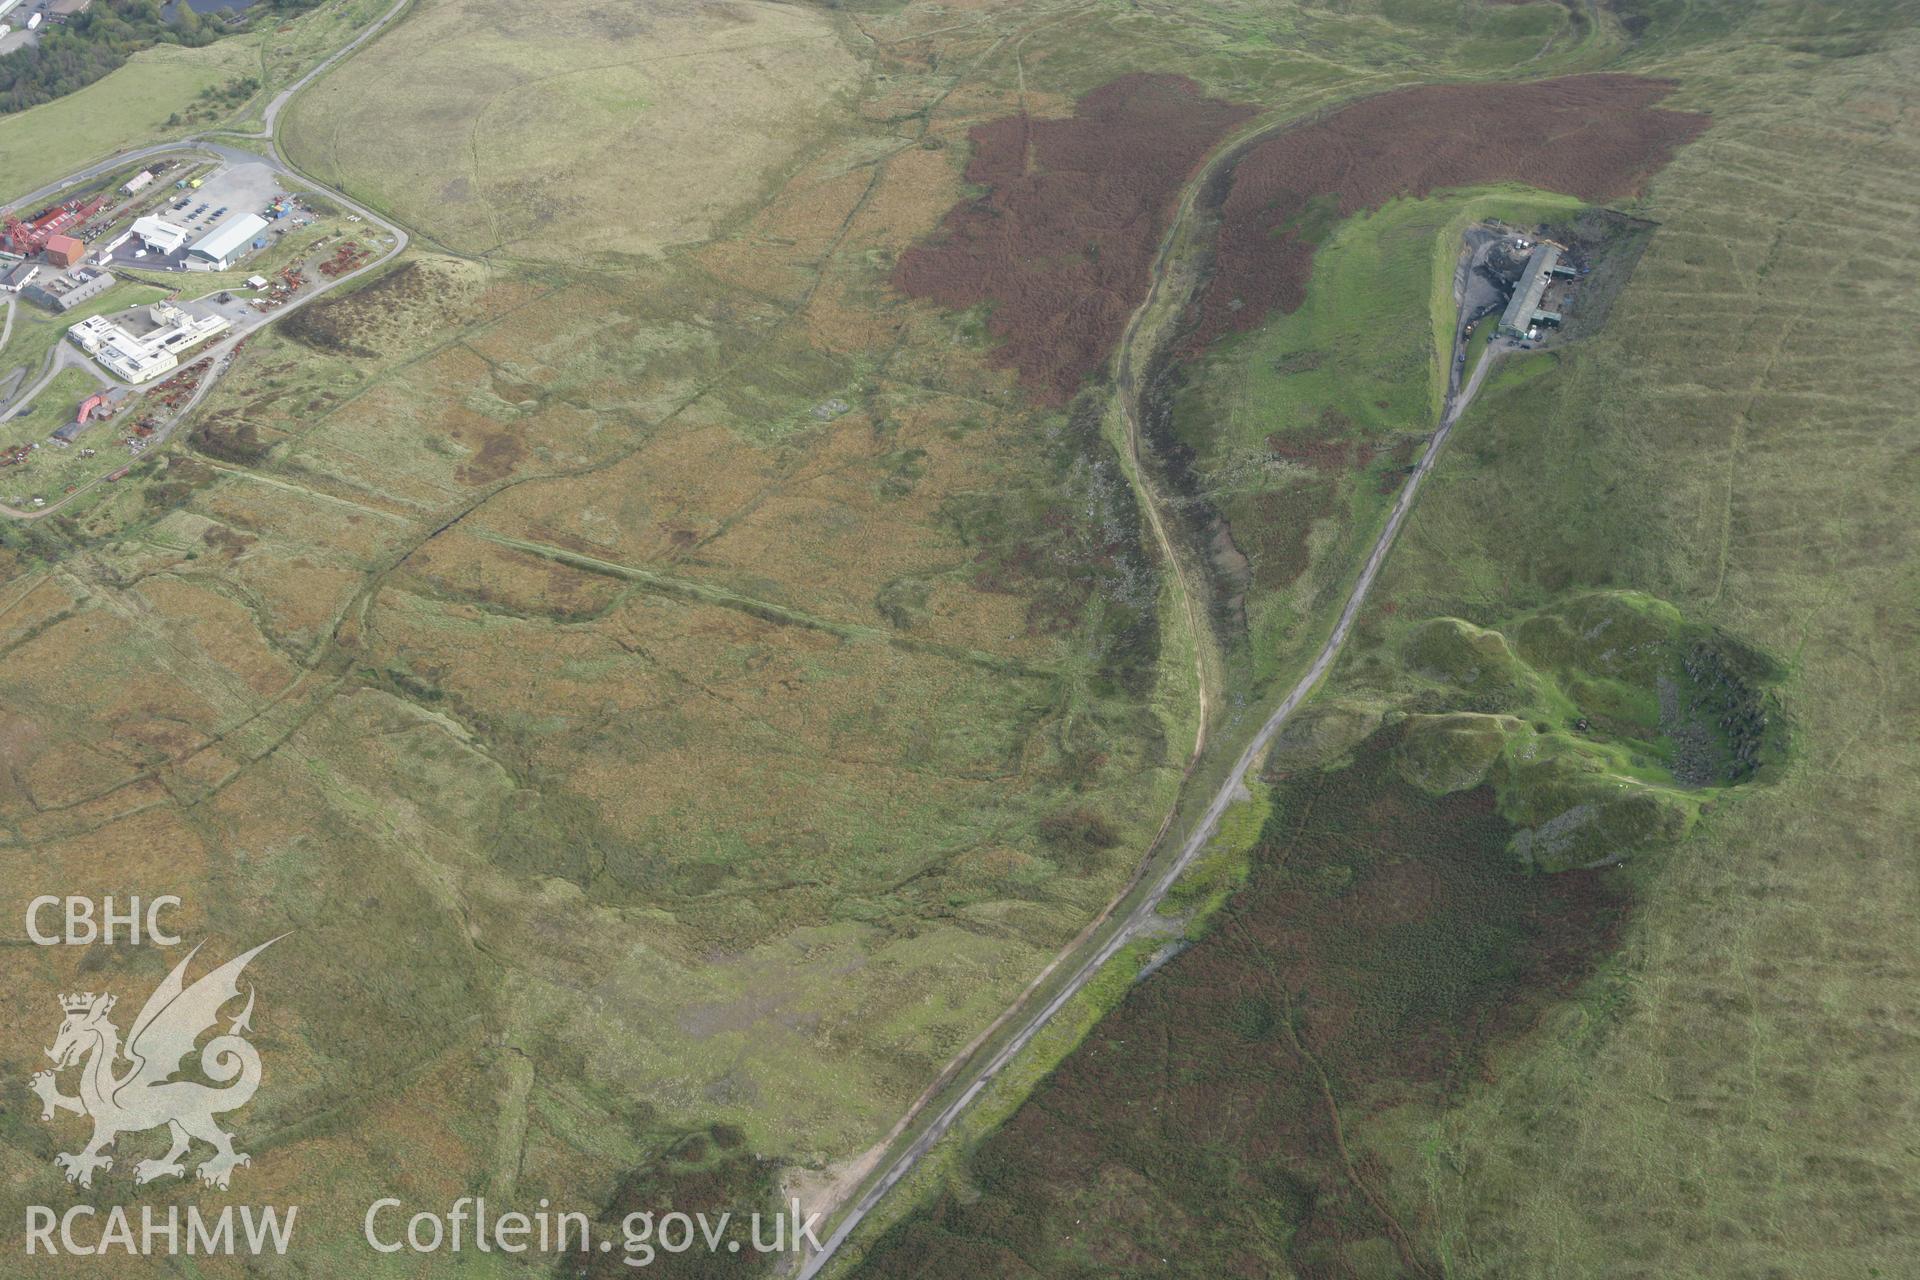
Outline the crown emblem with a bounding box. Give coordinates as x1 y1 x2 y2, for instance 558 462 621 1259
35 937 279 1192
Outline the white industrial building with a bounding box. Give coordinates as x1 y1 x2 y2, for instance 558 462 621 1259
186 214 269 271
121 170 154 196
69 303 230 383
131 215 191 256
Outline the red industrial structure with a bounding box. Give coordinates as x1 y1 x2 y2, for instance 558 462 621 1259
76 394 106 425
44 234 85 268
1 194 107 255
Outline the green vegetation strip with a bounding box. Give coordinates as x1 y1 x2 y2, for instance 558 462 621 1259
475 532 1056 679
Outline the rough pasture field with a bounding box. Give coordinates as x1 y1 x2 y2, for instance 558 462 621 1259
1191 74 1707 346
0 225 1191 1261
5 0 1258 1241
1379 21 1920 1275
846 588 1782 1276
281 0 863 260
892 74 1253 402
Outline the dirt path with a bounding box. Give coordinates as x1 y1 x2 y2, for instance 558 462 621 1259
796 145 1500 1280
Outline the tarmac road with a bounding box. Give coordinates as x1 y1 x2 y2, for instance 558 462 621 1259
3 344 99 422
250 0 414 142
2 0 413 216
795 173 1505 1280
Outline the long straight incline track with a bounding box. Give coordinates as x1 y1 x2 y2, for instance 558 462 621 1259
798 132 1499 1279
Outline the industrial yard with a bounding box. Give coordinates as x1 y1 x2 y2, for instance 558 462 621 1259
0 140 400 518
1449 207 1657 396
114 160 294 271
0 367 149 507
3 156 342 301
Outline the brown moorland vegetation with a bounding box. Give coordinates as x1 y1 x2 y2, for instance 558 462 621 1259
892 74 1254 403
895 74 1703 403
1191 74 1708 346
850 728 1629 1279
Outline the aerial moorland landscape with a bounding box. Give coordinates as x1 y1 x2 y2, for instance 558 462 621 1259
0 0 1913 1276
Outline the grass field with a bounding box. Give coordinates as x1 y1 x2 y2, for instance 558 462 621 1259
0 40 262 200
282 0 864 260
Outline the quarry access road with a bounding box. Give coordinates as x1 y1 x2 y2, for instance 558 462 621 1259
797 174 1499 1280
245 0 415 142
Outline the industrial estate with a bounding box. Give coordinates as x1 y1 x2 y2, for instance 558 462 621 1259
1 149 386 505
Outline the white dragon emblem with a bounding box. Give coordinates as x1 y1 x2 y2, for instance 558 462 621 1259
30 937 280 1191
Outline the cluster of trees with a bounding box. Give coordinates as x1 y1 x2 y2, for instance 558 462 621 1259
163 71 258 123
0 0 317 115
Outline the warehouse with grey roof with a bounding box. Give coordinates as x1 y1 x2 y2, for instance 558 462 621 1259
186 214 270 271
1498 243 1566 338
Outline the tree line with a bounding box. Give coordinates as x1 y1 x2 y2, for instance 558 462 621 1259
0 0 320 115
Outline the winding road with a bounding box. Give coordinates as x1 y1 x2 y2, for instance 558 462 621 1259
796 133 1504 1279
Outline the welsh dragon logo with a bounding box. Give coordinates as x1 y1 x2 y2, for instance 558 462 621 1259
30 938 280 1191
